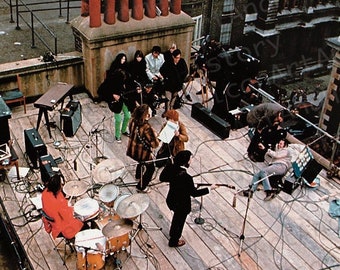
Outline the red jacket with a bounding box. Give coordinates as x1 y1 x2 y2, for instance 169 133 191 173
42 189 83 239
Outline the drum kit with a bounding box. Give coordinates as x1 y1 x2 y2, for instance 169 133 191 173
71 181 151 270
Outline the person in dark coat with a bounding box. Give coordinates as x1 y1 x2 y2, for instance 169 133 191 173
159 150 218 247
160 49 188 116
129 50 150 86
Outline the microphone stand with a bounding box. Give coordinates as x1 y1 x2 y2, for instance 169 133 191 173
91 116 108 164
194 157 205 224
232 172 275 256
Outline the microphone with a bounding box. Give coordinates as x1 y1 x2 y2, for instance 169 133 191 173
74 160 77 171
232 195 237 208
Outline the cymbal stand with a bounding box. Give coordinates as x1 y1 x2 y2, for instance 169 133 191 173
124 212 162 264
232 173 275 256
72 129 97 197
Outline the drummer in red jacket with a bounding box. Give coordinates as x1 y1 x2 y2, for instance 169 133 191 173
41 174 85 239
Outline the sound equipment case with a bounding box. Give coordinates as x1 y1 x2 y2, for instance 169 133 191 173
191 103 230 139
60 100 82 137
24 128 47 169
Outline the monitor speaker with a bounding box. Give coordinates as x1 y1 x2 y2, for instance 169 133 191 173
24 128 47 169
191 103 230 139
61 100 82 137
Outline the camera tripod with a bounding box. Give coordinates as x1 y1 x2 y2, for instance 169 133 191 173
183 67 214 107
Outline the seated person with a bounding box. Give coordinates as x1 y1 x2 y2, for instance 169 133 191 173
247 103 285 162
244 139 291 201
139 83 166 117
41 174 86 239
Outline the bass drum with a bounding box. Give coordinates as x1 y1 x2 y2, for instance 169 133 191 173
75 229 106 270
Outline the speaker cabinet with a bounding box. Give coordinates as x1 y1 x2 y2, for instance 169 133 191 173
301 159 323 183
39 154 61 184
24 128 47 169
61 100 82 137
191 103 230 139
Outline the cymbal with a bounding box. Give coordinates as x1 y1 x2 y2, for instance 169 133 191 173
102 219 133 238
63 180 88 197
116 193 150 218
93 159 125 183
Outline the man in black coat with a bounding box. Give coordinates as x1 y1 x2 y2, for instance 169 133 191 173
160 150 218 247
160 49 188 116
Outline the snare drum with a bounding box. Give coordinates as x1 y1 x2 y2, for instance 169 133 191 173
75 229 106 270
74 198 100 221
113 193 131 213
98 184 119 208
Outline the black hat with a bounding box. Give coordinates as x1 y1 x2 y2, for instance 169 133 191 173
174 150 192 167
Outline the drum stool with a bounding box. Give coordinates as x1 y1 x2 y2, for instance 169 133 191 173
54 236 75 265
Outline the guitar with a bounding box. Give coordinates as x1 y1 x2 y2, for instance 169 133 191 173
108 87 141 113
196 183 236 189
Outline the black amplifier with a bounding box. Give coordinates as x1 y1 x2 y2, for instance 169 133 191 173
24 128 47 169
60 100 82 137
39 154 62 184
191 103 230 139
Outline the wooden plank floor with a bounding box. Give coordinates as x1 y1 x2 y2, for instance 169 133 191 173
1 79 340 270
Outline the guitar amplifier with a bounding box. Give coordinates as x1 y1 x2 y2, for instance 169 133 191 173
191 103 230 139
39 154 62 184
24 128 47 169
60 100 82 137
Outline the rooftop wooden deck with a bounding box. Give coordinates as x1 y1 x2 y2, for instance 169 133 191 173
0 79 340 270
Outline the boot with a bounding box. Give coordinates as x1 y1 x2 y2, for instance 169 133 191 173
264 190 276 201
